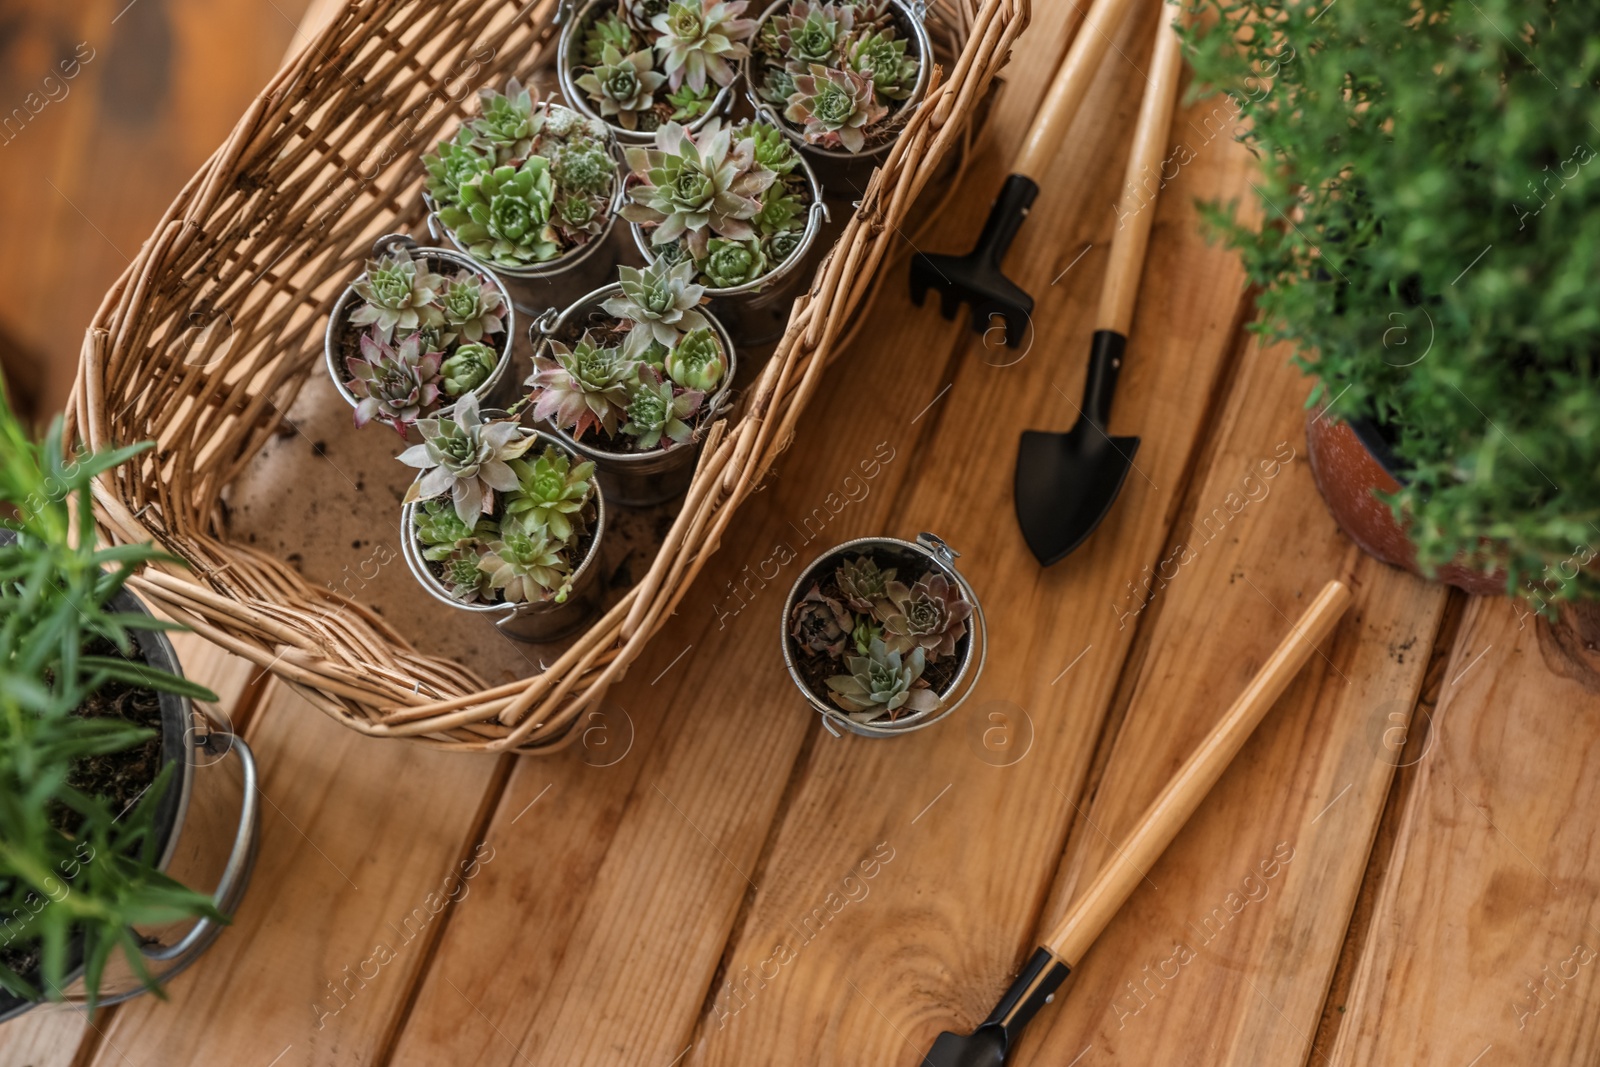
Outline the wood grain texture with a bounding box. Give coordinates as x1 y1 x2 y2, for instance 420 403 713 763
1015 334 1449 1066
1332 596 1600 1065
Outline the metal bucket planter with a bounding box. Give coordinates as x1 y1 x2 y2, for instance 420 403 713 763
423 101 630 316
781 533 986 739
400 428 608 643
324 234 519 424
555 0 737 148
629 154 827 355
742 0 933 197
529 283 738 507
0 568 259 1023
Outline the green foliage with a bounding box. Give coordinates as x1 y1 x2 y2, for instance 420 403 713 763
0 383 220 1009
1182 0 1600 605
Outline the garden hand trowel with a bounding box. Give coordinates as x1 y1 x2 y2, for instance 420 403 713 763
922 579 1353 1067
1014 0 1185 566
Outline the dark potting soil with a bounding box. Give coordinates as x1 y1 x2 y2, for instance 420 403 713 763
0 639 165 990
787 548 966 723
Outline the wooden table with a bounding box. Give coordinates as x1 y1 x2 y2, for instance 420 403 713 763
6 1 1600 1064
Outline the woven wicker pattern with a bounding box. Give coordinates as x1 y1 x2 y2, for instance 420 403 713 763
69 0 1028 752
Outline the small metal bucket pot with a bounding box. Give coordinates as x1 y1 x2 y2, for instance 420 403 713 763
324 234 519 425
780 533 986 739
741 0 933 198
555 0 737 148
0 571 259 1022
528 283 738 507
399 428 608 643
423 101 629 316
629 152 827 355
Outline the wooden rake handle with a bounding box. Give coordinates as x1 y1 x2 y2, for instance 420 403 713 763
1044 579 1353 965
1096 0 1187 336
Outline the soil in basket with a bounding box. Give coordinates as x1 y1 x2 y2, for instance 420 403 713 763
0 639 164 986
790 550 964 721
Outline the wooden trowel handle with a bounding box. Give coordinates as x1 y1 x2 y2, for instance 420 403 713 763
1096 0 1187 336
1013 0 1146 182
1043 580 1352 965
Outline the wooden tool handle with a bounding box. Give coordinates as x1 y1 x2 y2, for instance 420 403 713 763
1096 0 1186 336
1044 580 1353 965
1012 0 1145 181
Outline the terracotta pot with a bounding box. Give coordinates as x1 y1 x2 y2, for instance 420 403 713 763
1304 410 1505 596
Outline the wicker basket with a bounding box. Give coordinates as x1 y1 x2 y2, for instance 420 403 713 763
70 0 1029 752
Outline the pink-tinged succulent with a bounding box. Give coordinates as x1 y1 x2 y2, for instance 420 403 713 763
825 638 939 722
345 330 443 436
790 584 852 657
621 119 776 258
348 249 446 341
833 554 895 613
875 571 971 660
784 63 886 154
652 0 757 92
526 332 642 440
770 1 855 67
398 393 536 525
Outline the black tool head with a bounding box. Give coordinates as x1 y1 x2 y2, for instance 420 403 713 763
1015 425 1141 566
923 1025 1009 1067
910 250 1034 348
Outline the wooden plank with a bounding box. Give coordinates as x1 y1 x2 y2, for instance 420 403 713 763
1010 335 1448 1064
1332 596 1600 1065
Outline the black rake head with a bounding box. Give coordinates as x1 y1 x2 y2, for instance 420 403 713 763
909 174 1041 350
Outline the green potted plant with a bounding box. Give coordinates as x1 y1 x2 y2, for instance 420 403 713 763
744 0 932 191
398 393 608 641
524 266 737 506
780 534 986 738
557 0 758 144
1182 0 1600 610
420 80 624 306
324 237 514 436
0 386 258 1019
622 116 824 348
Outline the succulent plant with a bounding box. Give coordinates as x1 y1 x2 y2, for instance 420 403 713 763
624 0 672 32
439 270 507 342
414 498 493 561
790 584 851 656
441 159 561 267
622 328 672 369
399 393 536 525
583 12 639 65
479 518 575 604
834 555 893 612
764 229 805 264
621 365 704 449
785 63 886 153
440 547 497 603
504 445 597 542
345 330 444 436
555 193 604 237
876 571 971 660
439 342 498 398
825 637 939 722
700 237 768 288
602 259 711 346
772 1 854 66
470 79 539 163
850 615 882 655
759 66 799 107
749 121 799 174
667 82 716 121
425 128 495 207
621 119 776 256
527 332 642 439
663 326 726 392
576 44 667 130
349 249 446 342
551 138 616 195
652 0 756 92
753 186 803 235
850 29 917 100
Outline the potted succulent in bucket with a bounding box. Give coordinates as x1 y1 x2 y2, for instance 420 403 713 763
0 390 258 1018
398 393 607 641
524 265 736 506
324 238 515 435
745 0 931 191
1182 0 1600 611
421 80 624 306
623 116 824 347
781 534 985 737
558 0 759 144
